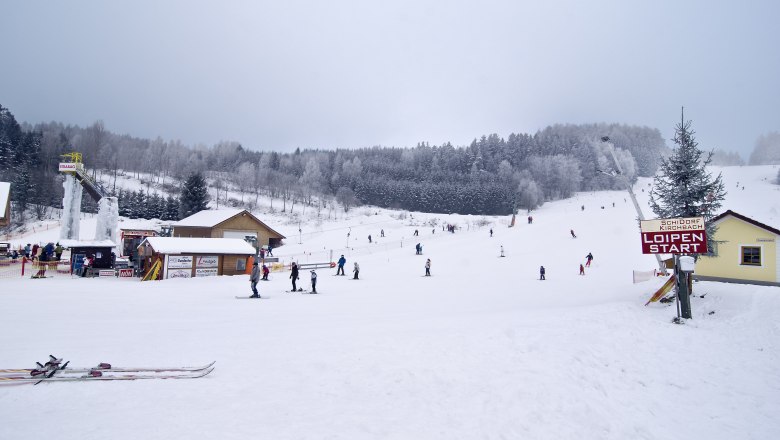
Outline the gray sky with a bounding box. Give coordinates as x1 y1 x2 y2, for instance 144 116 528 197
2 0 778 157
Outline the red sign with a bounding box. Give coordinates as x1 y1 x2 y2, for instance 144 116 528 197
640 217 707 254
118 268 134 278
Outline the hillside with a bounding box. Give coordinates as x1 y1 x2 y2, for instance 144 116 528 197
0 165 778 440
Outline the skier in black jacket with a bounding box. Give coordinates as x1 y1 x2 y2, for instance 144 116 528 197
290 262 300 292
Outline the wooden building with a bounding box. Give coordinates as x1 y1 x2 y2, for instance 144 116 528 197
0 182 10 227
137 237 257 279
173 209 285 249
695 210 780 286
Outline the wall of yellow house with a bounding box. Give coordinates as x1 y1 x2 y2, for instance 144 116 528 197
696 216 778 283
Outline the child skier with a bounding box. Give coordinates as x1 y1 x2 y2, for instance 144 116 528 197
261 264 270 280
353 262 360 280
539 266 546 280
425 259 431 276
579 264 585 275
310 270 318 293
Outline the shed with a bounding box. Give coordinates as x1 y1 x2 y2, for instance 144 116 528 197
137 237 256 279
60 239 117 270
173 209 285 249
0 182 10 227
694 210 779 286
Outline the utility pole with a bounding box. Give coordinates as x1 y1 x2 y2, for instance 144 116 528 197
600 136 667 274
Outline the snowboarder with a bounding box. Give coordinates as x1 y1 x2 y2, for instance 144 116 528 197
290 262 299 292
425 259 431 276
353 262 360 280
570 229 577 238
380 229 385 238
336 254 346 275
261 264 270 280
500 245 505 257
490 228 493 237
368 235 372 243
54 243 63 261
579 264 585 276
310 270 318 293
249 261 261 297
585 252 594 267
539 266 546 280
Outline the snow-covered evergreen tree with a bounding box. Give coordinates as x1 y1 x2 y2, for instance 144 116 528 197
649 111 726 253
179 172 210 218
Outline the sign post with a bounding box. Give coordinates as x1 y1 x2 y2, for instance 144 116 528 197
640 217 706 320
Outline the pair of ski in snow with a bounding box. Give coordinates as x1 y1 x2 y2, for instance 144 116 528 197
0 355 215 384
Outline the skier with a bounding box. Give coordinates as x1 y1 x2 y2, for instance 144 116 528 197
570 229 577 239
249 261 261 298
290 262 300 292
579 264 585 276
539 265 546 280
585 252 594 267
425 259 431 276
528 216 533 224
24 244 31 258
415 243 422 255
261 264 270 280
336 254 346 275
353 262 360 280
490 228 493 237
32 244 39 259
414 229 419 236
259 248 265 260
368 235 372 243
310 270 318 294
500 245 505 257
267 245 274 257
33 251 48 278
54 243 63 261
380 229 385 238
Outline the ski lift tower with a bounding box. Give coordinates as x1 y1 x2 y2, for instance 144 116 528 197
59 152 119 243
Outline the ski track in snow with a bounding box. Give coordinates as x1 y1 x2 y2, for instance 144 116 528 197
1 165 779 440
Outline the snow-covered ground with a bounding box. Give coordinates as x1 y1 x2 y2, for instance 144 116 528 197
1 165 779 439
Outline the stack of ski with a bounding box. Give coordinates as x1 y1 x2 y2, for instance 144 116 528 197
0 355 215 384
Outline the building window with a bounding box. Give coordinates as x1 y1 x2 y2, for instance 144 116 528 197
741 246 761 266
236 258 246 271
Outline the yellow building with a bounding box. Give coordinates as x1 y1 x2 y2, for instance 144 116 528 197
695 210 780 286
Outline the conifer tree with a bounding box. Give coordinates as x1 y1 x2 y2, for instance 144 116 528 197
649 110 726 253
179 172 210 218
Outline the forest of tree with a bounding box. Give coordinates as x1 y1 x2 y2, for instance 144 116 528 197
2 102 679 221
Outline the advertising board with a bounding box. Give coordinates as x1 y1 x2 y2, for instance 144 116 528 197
167 255 193 269
196 256 219 268
195 268 218 277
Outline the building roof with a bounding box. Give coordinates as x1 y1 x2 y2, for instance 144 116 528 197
60 239 117 248
711 210 780 236
139 237 257 255
0 182 10 219
174 209 286 238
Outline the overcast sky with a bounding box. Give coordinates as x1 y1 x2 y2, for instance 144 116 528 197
2 0 778 157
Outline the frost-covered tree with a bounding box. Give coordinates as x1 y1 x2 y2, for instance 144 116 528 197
749 131 780 165
649 111 726 253
710 149 745 166
179 172 210 218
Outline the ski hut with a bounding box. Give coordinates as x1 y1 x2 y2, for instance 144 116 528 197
172 209 285 249
0 182 10 227
137 237 256 279
60 239 117 276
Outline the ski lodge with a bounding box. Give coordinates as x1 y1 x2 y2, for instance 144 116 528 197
136 237 257 279
0 182 10 227
694 210 780 286
172 209 285 249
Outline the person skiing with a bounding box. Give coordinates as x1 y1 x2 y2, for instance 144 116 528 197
249 261 261 298
368 235 372 243
585 252 594 267
579 264 585 276
54 243 63 261
414 229 419 236
570 229 577 238
353 262 360 280
267 245 273 257
32 244 40 260
500 245 505 257
261 264 270 280
259 248 265 260
425 259 431 276
490 228 493 237
24 244 31 258
337 254 346 275
380 229 385 237
415 243 422 255
528 216 533 224
290 262 299 292
539 265 546 280
310 270 318 293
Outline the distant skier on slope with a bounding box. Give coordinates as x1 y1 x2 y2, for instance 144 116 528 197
570 229 577 238
310 270 318 293
500 245 505 257
425 259 431 276
249 261 261 298
490 228 493 237
261 264 270 280
539 266 546 280
290 262 300 292
337 254 346 275
353 262 360 280
368 235 372 243
579 264 585 276
585 252 594 267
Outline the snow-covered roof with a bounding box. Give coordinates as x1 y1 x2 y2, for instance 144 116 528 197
174 209 244 227
140 237 256 255
0 182 10 219
60 239 117 248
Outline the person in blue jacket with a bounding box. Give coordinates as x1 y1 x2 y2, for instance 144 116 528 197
336 255 346 275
